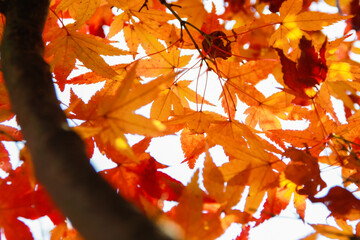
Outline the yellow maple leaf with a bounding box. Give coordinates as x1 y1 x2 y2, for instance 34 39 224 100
265 0 351 51
173 0 207 29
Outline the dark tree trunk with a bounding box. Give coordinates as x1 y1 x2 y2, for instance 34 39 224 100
0 0 173 239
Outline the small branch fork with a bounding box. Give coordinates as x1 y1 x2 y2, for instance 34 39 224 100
140 0 241 118
140 0 214 66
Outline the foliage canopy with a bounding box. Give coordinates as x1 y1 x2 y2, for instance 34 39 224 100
1 0 360 239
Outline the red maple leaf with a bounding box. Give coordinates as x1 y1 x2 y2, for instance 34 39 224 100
309 186 360 220
276 36 327 105
0 166 64 240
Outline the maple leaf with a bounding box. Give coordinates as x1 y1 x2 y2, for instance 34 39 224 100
268 109 336 153
278 173 307 220
170 171 226 240
244 91 293 130
0 125 22 142
108 2 174 40
101 154 184 208
51 222 84 240
86 4 114 38
203 152 253 213
203 152 225 203
0 167 64 240
180 129 206 168
108 4 174 56
276 36 328 105
215 59 280 119
100 137 185 211
255 188 290 225
206 119 282 155
283 148 326 196
173 0 207 29
208 119 286 215
45 26 131 90
200 4 223 35
165 109 225 134
310 223 356 240
137 46 192 78
310 186 360 220
266 0 350 51
68 64 174 161
55 0 101 28
151 80 214 121
326 62 360 111
202 31 232 59
216 59 280 86
211 122 284 193
0 143 11 172
0 79 14 122
220 148 280 193
66 63 128 85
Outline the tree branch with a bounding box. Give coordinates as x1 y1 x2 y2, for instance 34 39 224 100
0 0 173 239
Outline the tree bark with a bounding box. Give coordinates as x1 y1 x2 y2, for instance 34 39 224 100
0 1 173 239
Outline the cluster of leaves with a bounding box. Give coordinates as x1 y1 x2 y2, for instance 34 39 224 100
2 0 360 239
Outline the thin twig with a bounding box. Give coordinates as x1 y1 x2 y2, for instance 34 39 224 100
336 0 343 15
156 0 214 66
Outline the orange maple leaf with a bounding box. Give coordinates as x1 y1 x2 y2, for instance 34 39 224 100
311 219 360 240
68 64 174 161
51 222 84 240
180 129 206 168
45 26 130 90
170 171 226 240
